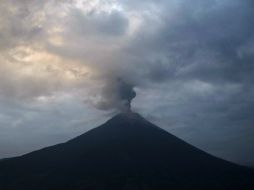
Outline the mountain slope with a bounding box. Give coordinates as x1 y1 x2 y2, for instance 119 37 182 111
0 112 253 190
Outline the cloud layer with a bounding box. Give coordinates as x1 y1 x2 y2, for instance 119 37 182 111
0 0 254 165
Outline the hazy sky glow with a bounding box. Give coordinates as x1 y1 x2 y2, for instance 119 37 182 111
0 0 254 166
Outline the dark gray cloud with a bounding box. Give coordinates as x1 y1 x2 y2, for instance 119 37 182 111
122 1 254 123
122 0 254 85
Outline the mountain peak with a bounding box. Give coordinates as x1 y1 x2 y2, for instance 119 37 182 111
0 112 254 190
103 112 152 130
111 111 144 121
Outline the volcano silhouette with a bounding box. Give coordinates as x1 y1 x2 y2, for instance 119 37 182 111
0 112 254 190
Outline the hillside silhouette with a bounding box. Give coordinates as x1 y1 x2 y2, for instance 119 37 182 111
0 112 253 190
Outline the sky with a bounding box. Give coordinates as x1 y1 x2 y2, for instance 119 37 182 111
0 0 254 166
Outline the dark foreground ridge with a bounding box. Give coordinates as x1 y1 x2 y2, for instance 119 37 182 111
0 112 254 190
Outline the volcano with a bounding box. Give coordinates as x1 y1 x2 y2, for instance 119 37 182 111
0 112 253 190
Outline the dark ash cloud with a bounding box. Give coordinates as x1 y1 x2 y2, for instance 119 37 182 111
95 77 136 112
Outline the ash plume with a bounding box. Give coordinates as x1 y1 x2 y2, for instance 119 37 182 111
95 77 136 112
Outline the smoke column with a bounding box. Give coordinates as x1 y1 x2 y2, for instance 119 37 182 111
95 77 136 112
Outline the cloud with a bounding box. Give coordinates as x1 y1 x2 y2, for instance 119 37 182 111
0 0 254 165
67 8 128 37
